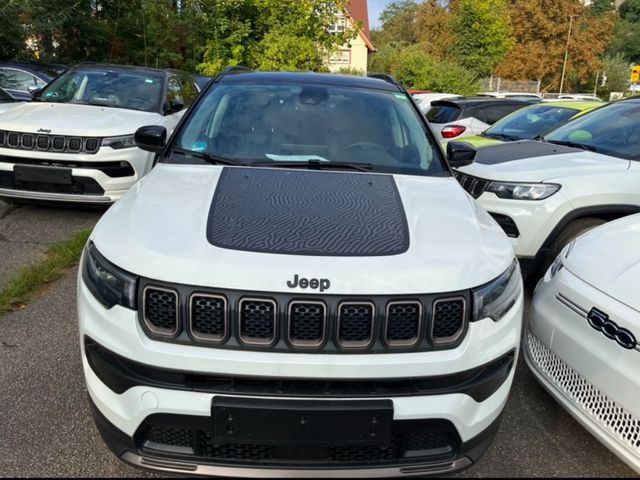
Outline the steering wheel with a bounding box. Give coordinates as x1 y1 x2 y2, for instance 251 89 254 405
344 141 388 154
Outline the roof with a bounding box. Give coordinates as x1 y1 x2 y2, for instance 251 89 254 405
432 97 529 107
0 62 60 80
71 62 175 75
345 0 375 52
219 71 401 92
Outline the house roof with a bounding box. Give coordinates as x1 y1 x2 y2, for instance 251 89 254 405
345 0 375 52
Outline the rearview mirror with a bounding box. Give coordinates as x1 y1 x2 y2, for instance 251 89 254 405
135 125 167 153
446 141 476 168
165 99 185 115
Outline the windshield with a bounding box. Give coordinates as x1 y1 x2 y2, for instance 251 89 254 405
171 83 445 175
38 69 163 112
485 105 579 140
545 101 640 160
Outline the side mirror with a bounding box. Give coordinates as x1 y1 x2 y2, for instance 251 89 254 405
165 98 185 115
135 125 167 153
446 141 476 168
28 86 42 97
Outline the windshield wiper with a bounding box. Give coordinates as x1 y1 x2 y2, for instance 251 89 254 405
544 139 597 152
481 132 521 141
250 159 372 172
172 148 247 166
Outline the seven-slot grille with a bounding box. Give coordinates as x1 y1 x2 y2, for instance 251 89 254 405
0 130 102 154
453 171 490 199
140 283 469 353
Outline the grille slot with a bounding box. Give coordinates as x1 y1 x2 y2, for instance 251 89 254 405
143 287 179 337
0 129 101 154
239 298 277 346
431 298 465 344
189 294 227 343
527 331 640 455
337 302 375 348
288 301 326 348
454 171 490 199
385 301 422 347
138 418 460 466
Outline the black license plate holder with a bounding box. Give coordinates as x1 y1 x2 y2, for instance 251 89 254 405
212 397 393 447
14 165 72 184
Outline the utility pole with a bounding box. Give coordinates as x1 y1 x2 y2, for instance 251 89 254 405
559 15 577 96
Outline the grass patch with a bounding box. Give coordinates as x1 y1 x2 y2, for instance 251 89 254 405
0 229 91 316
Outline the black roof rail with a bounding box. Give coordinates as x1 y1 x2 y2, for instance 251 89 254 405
367 73 404 90
214 66 252 82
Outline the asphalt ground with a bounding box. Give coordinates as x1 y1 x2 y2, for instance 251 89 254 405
0 204 636 477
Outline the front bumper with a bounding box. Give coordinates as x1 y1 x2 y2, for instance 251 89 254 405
79 275 522 476
526 267 640 473
0 146 153 204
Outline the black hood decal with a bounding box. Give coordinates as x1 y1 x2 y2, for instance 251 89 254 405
474 140 581 165
207 168 409 256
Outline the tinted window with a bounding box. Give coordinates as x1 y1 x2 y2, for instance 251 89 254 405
546 101 640 160
0 88 14 102
39 69 163 112
0 69 36 91
483 104 525 124
166 75 186 111
426 105 461 123
171 83 444 175
486 105 579 140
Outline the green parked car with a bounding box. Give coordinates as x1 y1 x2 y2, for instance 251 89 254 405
461 101 602 148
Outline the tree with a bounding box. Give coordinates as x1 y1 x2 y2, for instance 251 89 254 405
620 0 640 22
451 0 514 77
495 0 615 92
196 0 356 74
596 54 631 99
370 0 418 47
591 0 616 16
0 1 28 60
413 0 454 60
608 19 640 63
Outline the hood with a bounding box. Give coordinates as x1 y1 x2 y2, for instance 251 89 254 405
565 214 640 313
0 102 162 136
92 165 514 295
457 140 629 182
0 102 24 115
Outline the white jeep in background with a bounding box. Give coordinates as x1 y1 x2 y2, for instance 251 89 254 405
453 97 640 278
0 63 199 205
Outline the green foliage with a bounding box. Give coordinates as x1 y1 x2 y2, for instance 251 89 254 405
197 0 357 74
607 19 640 63
591 0 616 15
371 0 418 47
452 0 514 78
597 54 631 98
620 0 640 22
368 43 479 95
335 67 365 76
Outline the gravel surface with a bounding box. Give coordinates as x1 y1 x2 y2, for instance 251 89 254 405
0 200 103 289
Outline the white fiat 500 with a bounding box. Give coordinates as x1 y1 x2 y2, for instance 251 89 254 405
0 63 198 205
527 214 640 473
78 69 523 477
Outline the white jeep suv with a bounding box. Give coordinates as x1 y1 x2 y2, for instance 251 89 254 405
453 97 640 277
527 214 640 473
0 63 198 205
78 69 523 477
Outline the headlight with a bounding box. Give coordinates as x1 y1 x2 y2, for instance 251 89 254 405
487 182 560 200
82 242 137 309
543 240 574 282
473 260 522 322
102 134 136 149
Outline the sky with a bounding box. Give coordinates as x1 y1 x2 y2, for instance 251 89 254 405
368 0 395 29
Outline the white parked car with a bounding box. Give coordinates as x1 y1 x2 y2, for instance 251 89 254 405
453 97 640 278
527 214 640 473
412 92 461 113
78 70 523 477
0 63 199 205
426 97 528 145
556 93 603 102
